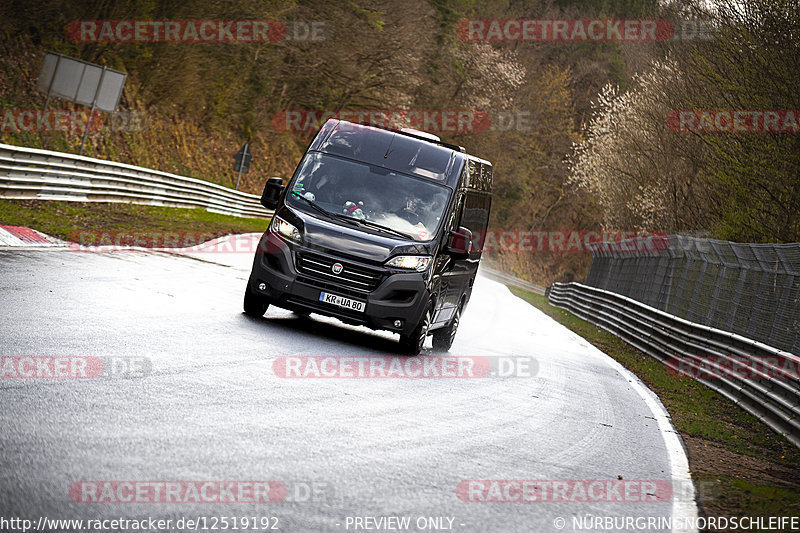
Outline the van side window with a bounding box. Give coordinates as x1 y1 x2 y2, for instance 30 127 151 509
461 192 491 251
468 159 479 183
448 192 465 233
445 164 469 233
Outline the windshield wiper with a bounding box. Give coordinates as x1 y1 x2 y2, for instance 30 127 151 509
292 191 365 231
291 191 415 240
291 190 340 223
344 217 416 240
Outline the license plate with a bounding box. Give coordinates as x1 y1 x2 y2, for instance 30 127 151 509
318 291 366 312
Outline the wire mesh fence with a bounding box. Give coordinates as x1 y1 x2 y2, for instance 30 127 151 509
586 235 800 355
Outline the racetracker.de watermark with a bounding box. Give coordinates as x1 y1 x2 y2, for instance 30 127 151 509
272 356 537 379
0 356 151 379
458 18 713 42
1 110 146 133
67 231 260 253
667 110 800 133
67 20 327 43
272 109 545 134
457 19 675 42
667 354 800 381
273 110 491 134
457 480 674 502
69 481 287 503
473 230 668 254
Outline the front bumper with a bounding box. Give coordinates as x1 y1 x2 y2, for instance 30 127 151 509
248 232 430 336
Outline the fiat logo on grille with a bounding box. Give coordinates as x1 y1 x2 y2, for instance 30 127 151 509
331 262 344 275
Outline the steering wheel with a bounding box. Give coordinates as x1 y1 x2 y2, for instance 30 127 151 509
396 208 422 225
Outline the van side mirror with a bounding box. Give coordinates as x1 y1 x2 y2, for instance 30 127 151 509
260 177 285 209
447 227 473 256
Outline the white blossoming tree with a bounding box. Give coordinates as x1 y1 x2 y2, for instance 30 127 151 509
569 58 711 233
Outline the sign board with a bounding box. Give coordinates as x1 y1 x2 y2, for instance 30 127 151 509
37 52 126 113
234 143 252 174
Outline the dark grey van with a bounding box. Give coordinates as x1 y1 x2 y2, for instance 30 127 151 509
245 119 492 354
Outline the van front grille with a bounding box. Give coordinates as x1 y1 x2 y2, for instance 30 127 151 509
295 251 384 293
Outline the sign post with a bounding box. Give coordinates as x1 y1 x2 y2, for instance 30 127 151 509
79 66 107 155
234 142 252 190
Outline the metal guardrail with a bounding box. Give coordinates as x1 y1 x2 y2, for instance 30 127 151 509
548 281 800 448
0 143 269 218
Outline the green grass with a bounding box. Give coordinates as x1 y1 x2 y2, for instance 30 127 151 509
0 200 269 243
697 475 800 516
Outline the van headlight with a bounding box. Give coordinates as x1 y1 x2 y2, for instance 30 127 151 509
385 255 432 272
270 216 301 242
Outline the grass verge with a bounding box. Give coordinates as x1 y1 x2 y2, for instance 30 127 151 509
0 200 269 243
510 287 800 527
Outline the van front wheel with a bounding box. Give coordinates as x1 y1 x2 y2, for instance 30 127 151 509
243 285 270 317
432 304 461 352
399 305 432 355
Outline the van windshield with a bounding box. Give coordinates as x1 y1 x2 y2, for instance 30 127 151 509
287 152 451 242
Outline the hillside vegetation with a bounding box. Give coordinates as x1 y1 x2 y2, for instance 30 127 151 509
1 0 797 284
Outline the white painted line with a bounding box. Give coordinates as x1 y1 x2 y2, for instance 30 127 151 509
597 354 699 532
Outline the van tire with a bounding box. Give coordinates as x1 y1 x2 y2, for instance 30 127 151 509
244 286 270 317
432 303 461 352
399 304 432 355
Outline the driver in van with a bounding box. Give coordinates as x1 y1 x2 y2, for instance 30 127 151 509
397 195 423 225
307 166 347 206
393 193 435 239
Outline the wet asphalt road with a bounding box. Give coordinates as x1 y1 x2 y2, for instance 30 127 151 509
0 246 696 532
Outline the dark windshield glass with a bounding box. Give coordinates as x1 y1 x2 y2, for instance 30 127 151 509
318 125 454 181
287 152 451 241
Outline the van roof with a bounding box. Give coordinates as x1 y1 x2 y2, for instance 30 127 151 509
311 119 465 183
352 120 467 153
308 118 492 189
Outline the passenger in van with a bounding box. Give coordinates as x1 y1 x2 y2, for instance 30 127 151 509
306 167 347 206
